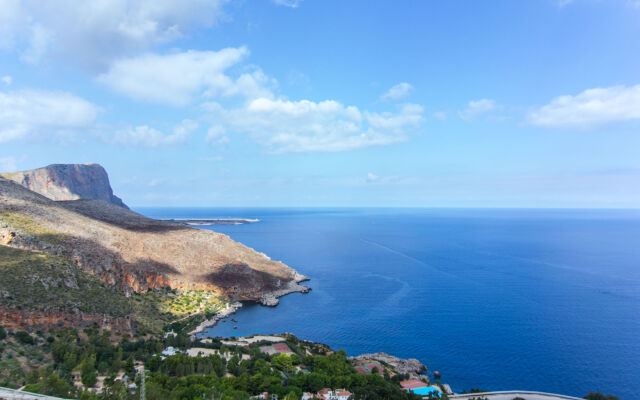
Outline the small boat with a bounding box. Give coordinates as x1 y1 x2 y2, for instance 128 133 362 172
231 318 238 322
434 371 441 379
233 326 238 329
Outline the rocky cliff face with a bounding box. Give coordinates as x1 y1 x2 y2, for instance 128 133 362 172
0 170 308 307
1 163 128 208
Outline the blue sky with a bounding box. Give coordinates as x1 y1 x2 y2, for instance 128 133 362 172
1 0 640 207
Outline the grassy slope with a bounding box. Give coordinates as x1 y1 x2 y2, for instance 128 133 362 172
0 210 69 245
0 245 132 316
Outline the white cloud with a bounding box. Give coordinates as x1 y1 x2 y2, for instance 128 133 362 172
366 172 379 183
98 48 275 106
203 98 424 153
458 98 500 121
205 125 230 146
526 84 640 128
380 82 413 102
0 89 98 143
111 119 198 147
1 76 11 85
272 0 303 8
0 0 229 70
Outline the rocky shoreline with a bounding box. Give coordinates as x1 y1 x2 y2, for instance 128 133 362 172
349 352 429 380
190 278 311 336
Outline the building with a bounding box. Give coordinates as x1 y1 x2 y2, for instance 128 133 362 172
317 388 352 400
399 379 442 397
161 346 177 356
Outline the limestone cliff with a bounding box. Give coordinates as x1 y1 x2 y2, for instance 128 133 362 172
0 168 308 308
1 163 128 208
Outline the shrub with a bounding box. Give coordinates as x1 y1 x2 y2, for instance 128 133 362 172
14 331 34 345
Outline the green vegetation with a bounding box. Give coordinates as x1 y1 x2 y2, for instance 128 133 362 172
0 324 424 400
584 393 621 400
0 245 133 317
0 210 69 244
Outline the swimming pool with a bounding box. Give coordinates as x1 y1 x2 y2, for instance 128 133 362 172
411 386 441 396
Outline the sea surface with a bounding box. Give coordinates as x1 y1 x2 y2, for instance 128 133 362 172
136 207 640 399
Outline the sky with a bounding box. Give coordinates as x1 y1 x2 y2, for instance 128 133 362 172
1 0 640 208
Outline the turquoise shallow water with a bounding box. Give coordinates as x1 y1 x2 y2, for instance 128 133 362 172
137 208 640 399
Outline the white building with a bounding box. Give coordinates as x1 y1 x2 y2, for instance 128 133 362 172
161 346 177 356
317 388 352 400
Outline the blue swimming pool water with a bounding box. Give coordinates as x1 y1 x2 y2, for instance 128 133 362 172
411 386 440 396
136 207 640 399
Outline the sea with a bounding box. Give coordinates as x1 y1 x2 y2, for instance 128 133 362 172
136 207 640 399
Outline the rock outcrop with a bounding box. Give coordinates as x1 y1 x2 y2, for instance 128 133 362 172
0 168 308 306
1 163 128 208
350 352 428 379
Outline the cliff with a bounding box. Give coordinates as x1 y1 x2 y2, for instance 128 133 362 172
0 163 128 208
0 165 308 332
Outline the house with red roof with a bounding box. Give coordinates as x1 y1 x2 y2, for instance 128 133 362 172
399 379 429 391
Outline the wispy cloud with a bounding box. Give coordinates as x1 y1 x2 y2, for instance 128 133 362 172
380 82 414 102
272 0 304 8
110 120 198 147
526 84 640 128
1 76 11 85
458 99 500 121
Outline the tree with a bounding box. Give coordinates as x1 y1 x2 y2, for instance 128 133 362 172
0 326 6 340
82 354 98 387
272 354 293 373
584 393 621 400
125 355 135 377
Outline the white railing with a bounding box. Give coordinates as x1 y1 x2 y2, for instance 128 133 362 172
449 391 583 400
0 387 71 400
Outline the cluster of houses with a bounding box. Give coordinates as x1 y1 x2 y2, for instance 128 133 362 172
250 388 353 400
303 388 353 400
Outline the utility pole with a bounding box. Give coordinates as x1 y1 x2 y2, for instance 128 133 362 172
140 370 148 400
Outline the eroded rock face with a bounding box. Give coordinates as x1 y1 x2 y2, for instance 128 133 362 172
1 163 128 208
0 305 134 334
0 174 308 304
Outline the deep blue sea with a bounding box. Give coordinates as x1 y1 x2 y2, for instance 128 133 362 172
136 208 640 399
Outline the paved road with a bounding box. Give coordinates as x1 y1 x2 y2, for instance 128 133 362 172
0 387 70 400
449 391 583 400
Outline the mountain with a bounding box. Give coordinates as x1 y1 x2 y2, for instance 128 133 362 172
0 163 128 208
0 166 308 333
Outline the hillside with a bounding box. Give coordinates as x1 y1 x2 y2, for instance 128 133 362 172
0 168 308 334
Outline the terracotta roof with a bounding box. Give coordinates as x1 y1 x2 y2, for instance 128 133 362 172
399 379 429 390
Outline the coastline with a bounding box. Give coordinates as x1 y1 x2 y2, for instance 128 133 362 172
161 218 260 226
189 277 310 336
